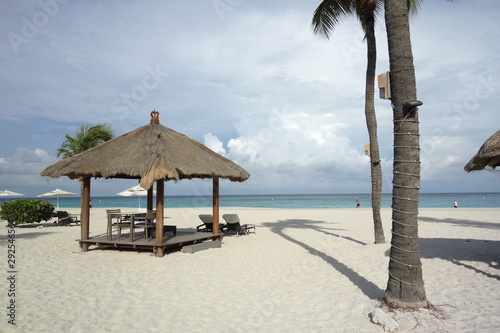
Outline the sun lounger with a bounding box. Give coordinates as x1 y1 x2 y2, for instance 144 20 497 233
196 214 213 232
222 214 255 236
56 211 80 226
196 214 227 232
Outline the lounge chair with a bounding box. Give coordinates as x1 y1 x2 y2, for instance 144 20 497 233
222 214 255 236
56 211 80 226
196 214 213 232
196 214 227 232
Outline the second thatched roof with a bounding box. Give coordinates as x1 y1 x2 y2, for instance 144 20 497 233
464 130 500 172
40 113 250 189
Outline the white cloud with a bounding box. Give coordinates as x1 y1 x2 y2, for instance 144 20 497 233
0 148 62 193
203 133 226 155
0 148 53 173
220 109 380 193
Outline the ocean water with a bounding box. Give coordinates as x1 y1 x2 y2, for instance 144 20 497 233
19 192 500 210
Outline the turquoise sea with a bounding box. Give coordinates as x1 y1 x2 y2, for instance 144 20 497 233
19 193 500 210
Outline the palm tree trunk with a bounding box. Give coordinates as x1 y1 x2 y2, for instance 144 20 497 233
384 0 427 308
364 10 385 244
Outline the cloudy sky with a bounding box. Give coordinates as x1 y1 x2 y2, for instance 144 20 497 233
1 0 499 198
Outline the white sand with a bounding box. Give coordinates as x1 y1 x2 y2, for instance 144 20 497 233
1 207 499 332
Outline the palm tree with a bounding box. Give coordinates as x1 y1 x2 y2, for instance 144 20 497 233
383 0 454 308
383 0 426 308
312 0 387 244
57 123 114 158
57 123 114 208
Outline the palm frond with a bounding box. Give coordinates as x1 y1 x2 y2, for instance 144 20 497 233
57 123 114 158
407 0 423 17
312 0 356 39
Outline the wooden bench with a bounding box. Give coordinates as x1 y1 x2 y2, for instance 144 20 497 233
151 225 177 237
163 225 176 236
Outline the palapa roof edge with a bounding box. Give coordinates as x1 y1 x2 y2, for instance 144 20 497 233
464 130 500 172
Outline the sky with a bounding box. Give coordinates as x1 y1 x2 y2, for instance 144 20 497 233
1 0 499 198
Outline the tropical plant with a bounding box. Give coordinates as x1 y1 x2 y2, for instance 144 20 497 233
0 199 54 225
57 123 114 208
57 123 114 158
312 0 396 244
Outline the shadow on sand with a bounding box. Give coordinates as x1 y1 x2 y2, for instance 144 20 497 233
0 230 54 241
419 237 500 281
419 216 500 230
262 218 384 300
0 221 73 241
417 215 500 280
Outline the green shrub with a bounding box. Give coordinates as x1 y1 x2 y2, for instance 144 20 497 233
0 199 55 226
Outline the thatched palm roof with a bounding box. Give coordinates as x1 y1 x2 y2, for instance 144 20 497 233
41 113 250 189
464 130 500 172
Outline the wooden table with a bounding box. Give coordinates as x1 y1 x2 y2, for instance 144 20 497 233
107 212 146 241
107 212 176 241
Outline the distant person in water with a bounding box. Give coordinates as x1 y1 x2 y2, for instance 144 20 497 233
356 199 360 208
454 200 458 208
90 200 92 209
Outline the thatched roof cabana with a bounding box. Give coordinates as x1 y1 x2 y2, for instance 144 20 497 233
40 111 250 256
464 130 500 172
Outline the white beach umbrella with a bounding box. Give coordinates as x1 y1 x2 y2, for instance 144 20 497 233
0 189 24 202
38 188 76 211
117 185 155 210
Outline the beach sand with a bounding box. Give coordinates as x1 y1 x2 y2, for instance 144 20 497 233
1 207 499 332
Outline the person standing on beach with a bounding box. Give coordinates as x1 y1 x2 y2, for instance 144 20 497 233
356 199 360 208
454 200 458 208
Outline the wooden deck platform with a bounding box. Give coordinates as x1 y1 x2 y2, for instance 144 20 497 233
78 230 223 256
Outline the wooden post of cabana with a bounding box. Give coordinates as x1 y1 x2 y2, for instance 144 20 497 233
81 177 91 252
212 176 220 236
147 187 153 211
155 179 165 257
